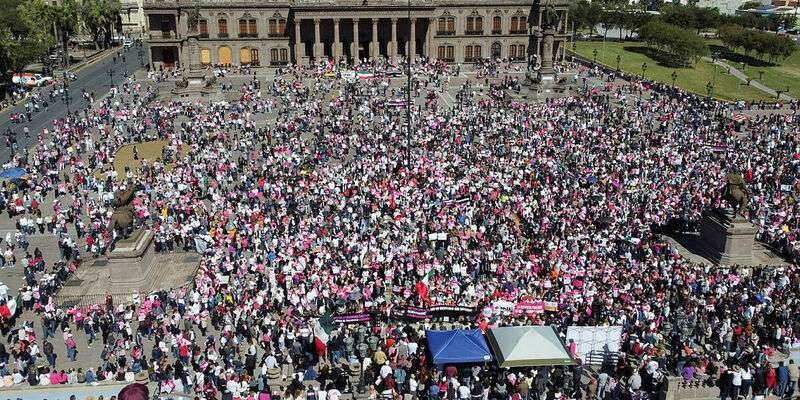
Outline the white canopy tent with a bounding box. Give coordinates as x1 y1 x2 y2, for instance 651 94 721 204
487 326 575 368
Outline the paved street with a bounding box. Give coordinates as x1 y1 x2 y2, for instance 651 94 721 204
0 45 147 161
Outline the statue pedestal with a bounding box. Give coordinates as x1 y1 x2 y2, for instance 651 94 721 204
107 229 155 287
171 69 216 99
55 230 199 307
700 209 755 266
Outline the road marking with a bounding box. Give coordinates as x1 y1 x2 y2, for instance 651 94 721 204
439 91 455 108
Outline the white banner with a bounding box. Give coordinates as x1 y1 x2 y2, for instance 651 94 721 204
566 326 622 365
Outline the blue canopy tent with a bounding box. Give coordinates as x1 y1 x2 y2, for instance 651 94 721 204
426 329 492 365
0 167 27 182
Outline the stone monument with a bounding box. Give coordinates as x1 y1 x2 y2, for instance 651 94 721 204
56 187 199 307
171 5 216 98
524 0 565 99
700 173 756 265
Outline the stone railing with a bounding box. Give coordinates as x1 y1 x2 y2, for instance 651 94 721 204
661 376 720 400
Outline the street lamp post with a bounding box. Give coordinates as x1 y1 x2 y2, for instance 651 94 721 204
108 68 114 87
671 71 677 87
706 81 714 98
405 0 411 170
758 70 764 81
641 62 647 79
592 48 597 63
775 86 790 100
615 54 621 71
62 89 70 115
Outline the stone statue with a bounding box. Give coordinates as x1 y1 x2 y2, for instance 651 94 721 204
108 185 139 237
722 173 750 217
187 5 201 34
542 1 560 31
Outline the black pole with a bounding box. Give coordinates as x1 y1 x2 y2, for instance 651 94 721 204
406 0 412 171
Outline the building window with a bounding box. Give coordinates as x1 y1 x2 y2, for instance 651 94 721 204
218 19 228 38
466 45 481 61
248 19 258 36
199 20 208 37
510 16 527 34
238 19 256 37
509 44 525 60
466 16 482 35
251 48 260 65
271 48 289 65
437 17 455 35
269 18 286 37
492 16 502 34
437 45 454 61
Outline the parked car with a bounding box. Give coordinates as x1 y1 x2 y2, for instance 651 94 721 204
11 73 54 87
123 39 133 48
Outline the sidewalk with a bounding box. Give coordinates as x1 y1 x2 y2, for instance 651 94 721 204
706 57 796 101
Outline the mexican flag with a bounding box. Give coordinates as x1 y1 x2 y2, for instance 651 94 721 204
356 70 375 80
313 312 335 356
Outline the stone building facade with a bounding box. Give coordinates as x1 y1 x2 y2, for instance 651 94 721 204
120 0 146 36
142 0 570 69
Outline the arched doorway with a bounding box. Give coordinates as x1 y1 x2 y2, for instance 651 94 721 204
491 42 501 59
200 48 211 65
219 46 232 65
240 47 251 64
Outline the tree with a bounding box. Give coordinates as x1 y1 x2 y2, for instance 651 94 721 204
80 0 121 49
18 0 80 66
599 6 625 40
660 4 696 30
737 1 762 10
718 24 744 50
0 27 52 75
622 8 651 37
693 7 720 32
0 0 28 37
640 20 708 66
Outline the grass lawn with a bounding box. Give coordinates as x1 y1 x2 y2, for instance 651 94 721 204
708 41 800 99
95 140 178 178
573 41 772 101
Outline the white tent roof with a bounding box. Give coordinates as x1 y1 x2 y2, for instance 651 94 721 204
487 326 575 367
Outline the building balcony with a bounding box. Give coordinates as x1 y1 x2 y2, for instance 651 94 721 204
465 30 483 35
464 57 482 63
148 31 180 40
218 32 229 38
198 32 209 38
436 31 455 36
239 33 259 38
509 29 527 34
268 32 284 38
492 29 502 35
270 60 289 66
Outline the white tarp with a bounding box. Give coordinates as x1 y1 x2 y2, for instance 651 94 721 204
566 326 622 365
487 326 575 367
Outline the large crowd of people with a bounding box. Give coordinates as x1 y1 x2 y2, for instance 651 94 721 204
0 53 796 400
